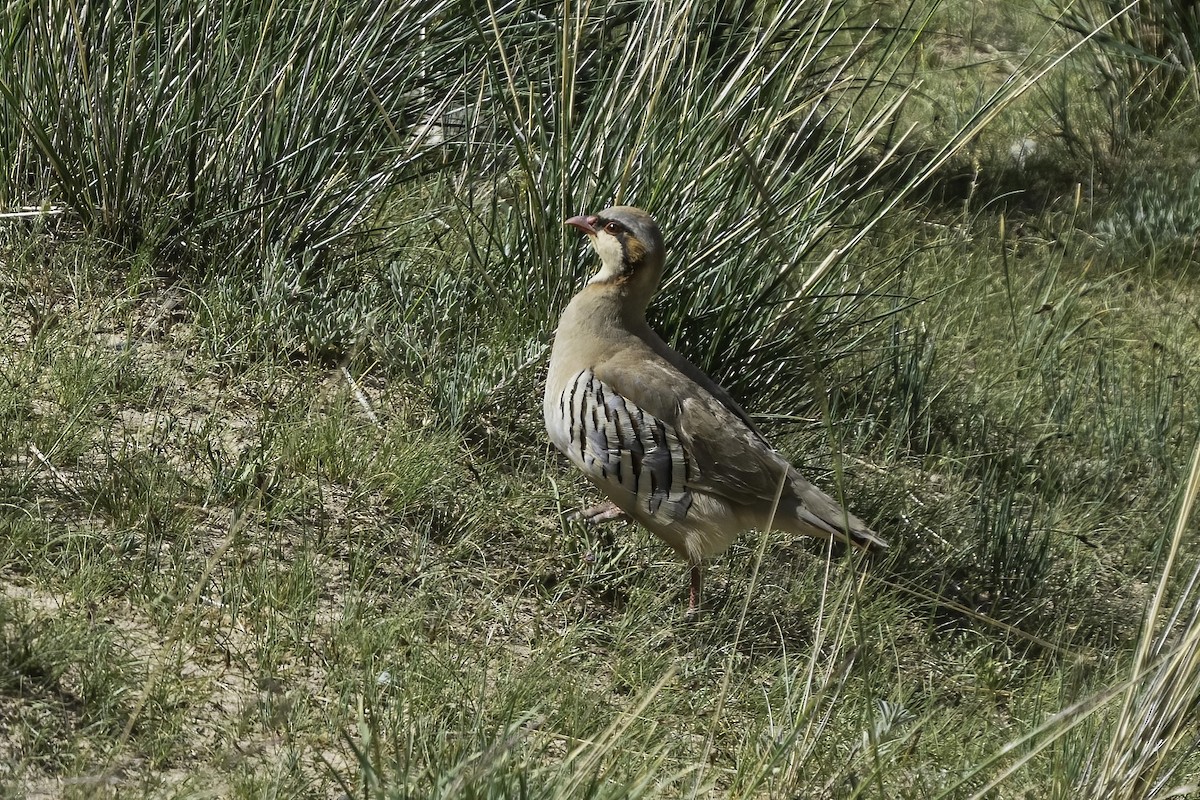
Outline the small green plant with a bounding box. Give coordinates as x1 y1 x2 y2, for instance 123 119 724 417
1096 167 1200 257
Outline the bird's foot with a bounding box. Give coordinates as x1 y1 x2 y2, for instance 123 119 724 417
570 499 628 524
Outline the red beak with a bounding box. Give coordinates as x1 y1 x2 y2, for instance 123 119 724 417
565 214 598 236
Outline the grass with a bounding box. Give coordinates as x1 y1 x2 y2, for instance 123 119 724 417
3 0 1200 797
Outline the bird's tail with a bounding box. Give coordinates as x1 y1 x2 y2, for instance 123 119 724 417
846 524 889 551
778 479 888 551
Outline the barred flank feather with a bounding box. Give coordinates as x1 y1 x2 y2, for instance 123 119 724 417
556 369 694 524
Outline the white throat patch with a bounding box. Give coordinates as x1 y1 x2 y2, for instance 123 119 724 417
586 232 626 284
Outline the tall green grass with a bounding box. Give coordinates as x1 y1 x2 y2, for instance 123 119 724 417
0 0 454 259
457 0 929 417
0 0 1126 413
1052 0 1200 152
408 0 1123 431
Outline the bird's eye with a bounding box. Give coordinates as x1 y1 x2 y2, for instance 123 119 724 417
603 221 622 235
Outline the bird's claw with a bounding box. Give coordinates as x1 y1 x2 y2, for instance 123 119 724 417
569 499 629 524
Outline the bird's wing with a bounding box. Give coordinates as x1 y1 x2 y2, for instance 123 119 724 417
592 354 795 509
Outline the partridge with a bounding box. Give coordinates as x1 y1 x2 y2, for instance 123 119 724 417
544 206 886 612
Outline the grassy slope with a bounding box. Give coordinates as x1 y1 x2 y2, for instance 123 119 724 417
4 190 1198 799
3 5 1200 800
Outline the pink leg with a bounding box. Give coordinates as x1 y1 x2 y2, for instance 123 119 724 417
688 563 703 616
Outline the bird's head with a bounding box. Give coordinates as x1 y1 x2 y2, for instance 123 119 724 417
565 206 665 307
